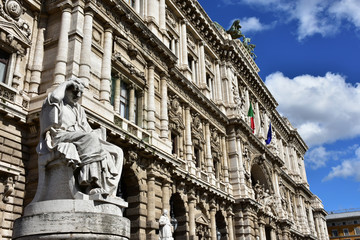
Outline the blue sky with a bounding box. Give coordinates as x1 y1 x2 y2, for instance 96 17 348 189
198 0 360 211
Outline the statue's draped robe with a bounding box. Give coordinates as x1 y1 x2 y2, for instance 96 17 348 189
37 94 123 195
159 215 173 240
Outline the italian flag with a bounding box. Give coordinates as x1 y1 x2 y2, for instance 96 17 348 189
248 103 255 133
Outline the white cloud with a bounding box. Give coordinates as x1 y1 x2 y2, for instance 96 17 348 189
292 0 335 40
265 71 360 147
305 145 356 169
221 0 360 40
329 0 360 28
239 17 275 33
324 146 360 181
306 146 330 169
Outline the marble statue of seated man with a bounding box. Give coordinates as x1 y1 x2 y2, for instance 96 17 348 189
36 78 123 197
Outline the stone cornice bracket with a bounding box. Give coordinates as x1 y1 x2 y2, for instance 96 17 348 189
45 1 73 14
209 198 217 210
160 72 170 80
188 188 197 201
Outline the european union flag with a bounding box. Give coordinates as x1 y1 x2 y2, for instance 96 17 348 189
265 122 272 145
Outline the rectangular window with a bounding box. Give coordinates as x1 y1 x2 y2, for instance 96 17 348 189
213 158 220 179
343 228 349 236
332 229 338 237
355 227 360 235
194 146 201 168
0 49 10 83
171 132 178 155
120 81 129 119
188 55 193 71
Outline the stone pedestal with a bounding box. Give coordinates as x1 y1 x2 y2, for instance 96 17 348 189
13 198 130 239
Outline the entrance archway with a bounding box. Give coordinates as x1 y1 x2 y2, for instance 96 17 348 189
170 193 187 239
216 211 227 240
118 164 141 239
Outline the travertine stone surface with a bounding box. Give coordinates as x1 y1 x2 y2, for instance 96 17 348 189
13 200 130 240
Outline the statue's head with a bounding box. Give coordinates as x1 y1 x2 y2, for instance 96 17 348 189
163 209 168 216
65 78 85 105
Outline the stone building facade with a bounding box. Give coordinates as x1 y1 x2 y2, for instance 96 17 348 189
0 0 329 239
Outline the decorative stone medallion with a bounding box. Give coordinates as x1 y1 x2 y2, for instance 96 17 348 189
4 0 22 20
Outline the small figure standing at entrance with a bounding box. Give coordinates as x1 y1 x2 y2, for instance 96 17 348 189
159 209 174 240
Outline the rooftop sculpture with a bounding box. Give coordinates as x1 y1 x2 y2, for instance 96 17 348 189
214 19 257 60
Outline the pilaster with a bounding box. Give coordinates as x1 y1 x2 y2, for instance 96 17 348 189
100 27 113 103
147 62 156 133
160 74 169 140
78 9 94 88
53 6 72 86
29 27 44 96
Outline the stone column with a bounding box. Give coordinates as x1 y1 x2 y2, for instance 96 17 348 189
180 20 188 69
53 6 72 85
227 66 234 105
227 209 235 240
300 158 308 184
255 101 261 135
273 170 280 196
162 181 171 211
12 54 22 89
314 216 320 239
264 112 269 140
29 27 44 95
199 41 206 88
170 39 175 54
159 0 166 32
308 207 316 235
147 175 156 237
185 106 193 167
215 60 222 101
137 91 145 128
134 0 140 13
290 147 297 175
160 74 169 140
236 135 246 197
129 84 136 123
147 0 157 23
287 192 294 221
281 227 290 240
78 10 94 88
220 64 228 104
245 88 250 113
285 145 291 172
188 194 196 238
205 122 213 177
259 222 266 240
114 75 121 113
194 61 199 84
210 202 217 240
147 63 156 133
100 27 113 103
279 139 285 165
227 127 241 198
222 136 229 184
270 228 277 240
191 60 196 82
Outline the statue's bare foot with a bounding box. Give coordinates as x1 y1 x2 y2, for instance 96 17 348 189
88 188 109 197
